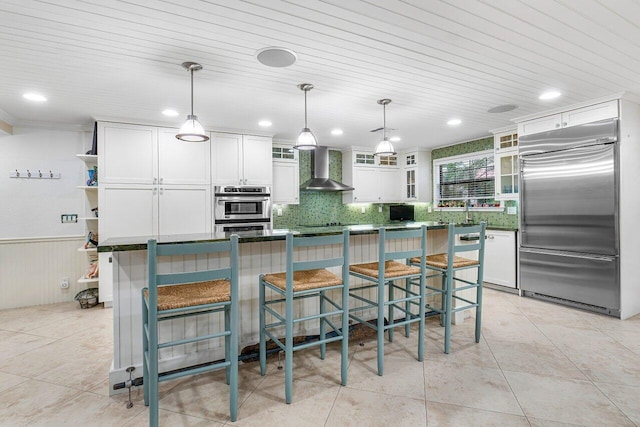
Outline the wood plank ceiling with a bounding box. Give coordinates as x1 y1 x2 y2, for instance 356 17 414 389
0 0 638 150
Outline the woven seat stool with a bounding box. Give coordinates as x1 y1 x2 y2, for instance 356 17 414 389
348 225 427 376
142 236 239 426
410 222 486 354
259 230 350 404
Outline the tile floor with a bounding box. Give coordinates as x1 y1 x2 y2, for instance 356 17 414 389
1 289 639 426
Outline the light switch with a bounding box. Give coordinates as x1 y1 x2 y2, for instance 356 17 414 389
361 206 366 214
507 206 517 215
427 206 432 213
277 208 283 216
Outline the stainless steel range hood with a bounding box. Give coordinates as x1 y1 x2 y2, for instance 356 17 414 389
300 146 354 191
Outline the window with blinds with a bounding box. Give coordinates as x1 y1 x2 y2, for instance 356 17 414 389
434 150 496 207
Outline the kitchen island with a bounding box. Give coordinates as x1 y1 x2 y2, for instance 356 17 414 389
100 222 474 394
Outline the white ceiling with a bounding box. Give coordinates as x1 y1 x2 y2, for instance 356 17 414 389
1 0 639 150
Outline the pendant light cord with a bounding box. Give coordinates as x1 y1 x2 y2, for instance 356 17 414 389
190 67 194 117
304 89 308 128
382 103 386 140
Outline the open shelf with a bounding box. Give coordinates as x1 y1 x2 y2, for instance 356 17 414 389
77 277 99 284
76 154 98 162
77 185 98 190
77 247 97 253
79 217 98 221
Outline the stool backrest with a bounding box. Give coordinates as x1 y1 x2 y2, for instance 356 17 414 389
379 225 428 276
285 230 350 286
447 222 487 265
147 236 239 306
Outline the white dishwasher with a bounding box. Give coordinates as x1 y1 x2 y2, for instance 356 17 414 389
483 230 517 289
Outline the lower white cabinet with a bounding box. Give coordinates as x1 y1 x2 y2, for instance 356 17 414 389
100 184 211 239
483 230 517 288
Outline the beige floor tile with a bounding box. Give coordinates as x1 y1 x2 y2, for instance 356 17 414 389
0 371 28 394
124 408 222 427
503 370 634 426
158 365 264 423
426 401 529 426
486 338 587 380
0 308 77 333
536 324 640 386
578 310 640 332
347 347 425 400
0 330 57 364
424 321 499 369
26 306 113 340
527 419 585 427
0 379 82 424
594 382 640 425
26 390 145 426
482 312 553 346
517 299 598 330
602 328 640 356
424 360 523 416
229 376 339 426
326 387 427 426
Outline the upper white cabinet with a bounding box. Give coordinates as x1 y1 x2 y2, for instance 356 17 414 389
158 128 210 185
211 132 272 185
518 100 618 136
99 122 158 184
98 123 210 185
401 149 430 202
272 144 299 204
492 129 519 200
342 148 400 203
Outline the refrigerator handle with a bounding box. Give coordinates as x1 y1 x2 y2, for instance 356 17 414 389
519 247 615 262
519 159 525 233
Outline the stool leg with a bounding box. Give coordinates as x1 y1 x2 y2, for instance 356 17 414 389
319 290 326 360
259 277 267 376
388 280 394 343
141 292 149 407
475 274 483 344
341 283 348 386
404 278 411 338
149 314 159 426
285 288 294 404
440 273 446 328
444 273 453 354
224 304 230 385
418 275 426 362
230 296 239 421
377 278 385 376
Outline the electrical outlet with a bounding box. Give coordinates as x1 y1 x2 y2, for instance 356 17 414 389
277 208 283 216
507 206 517 215
60 276 70 289
361 206 366 214
61 214 78 223
378 205 382 213
427 206 432 213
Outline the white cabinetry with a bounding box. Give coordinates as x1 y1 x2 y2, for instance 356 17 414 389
518 100 618 136
272 144 299 204
401 149 430 202
492 129 519 200
483 230 517 288
98 122 212 240
211 132 272 185
342 149 400 203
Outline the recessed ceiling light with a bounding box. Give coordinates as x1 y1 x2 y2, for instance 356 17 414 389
331 129 343 136
256 47 298 67
447 119 462 126
390 136 401 142
539 91 561 100
23 93 47 102
258 120 272 127
487 104 518 113
162 109 179 117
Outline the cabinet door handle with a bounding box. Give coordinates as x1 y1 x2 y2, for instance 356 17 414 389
555 123 560 128
159 187 163 195
487 235 495 239
159 177 163 184
153 177 157 184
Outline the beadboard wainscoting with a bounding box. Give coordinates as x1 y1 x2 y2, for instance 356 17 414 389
0 236 88 310
107 229 474 393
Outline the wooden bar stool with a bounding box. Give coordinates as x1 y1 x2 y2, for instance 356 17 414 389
142 235 239 426
259 230 350 404
348 225 427 376
411 222 486 354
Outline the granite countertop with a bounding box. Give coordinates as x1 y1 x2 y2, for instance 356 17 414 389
98 221 516 253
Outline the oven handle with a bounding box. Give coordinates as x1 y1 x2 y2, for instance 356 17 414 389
216 197 270 203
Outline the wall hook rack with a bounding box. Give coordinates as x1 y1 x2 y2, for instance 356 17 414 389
9 169 60 179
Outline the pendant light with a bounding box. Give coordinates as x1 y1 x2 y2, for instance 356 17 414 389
176 62 209 142
374 99 397 156
293 83 317 150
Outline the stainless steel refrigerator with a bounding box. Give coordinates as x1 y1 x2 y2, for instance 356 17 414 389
519 118 620 317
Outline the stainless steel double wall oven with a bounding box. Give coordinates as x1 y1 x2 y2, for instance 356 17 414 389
214 185 272 232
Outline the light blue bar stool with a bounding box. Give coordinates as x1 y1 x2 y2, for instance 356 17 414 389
142 235 239 426
411 222 486 354
259 230 350 404
348 225 427 376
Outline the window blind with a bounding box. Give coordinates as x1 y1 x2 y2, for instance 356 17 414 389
436 152 495 202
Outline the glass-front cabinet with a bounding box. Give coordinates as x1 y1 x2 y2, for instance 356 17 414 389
492 129 519 200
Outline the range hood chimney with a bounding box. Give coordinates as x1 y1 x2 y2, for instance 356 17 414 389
300 146 354 192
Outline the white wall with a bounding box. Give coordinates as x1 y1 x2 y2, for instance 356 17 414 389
0 126 90 309
0 127 88 239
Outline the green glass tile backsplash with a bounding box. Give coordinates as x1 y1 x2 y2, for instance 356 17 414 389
273 140 518 229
